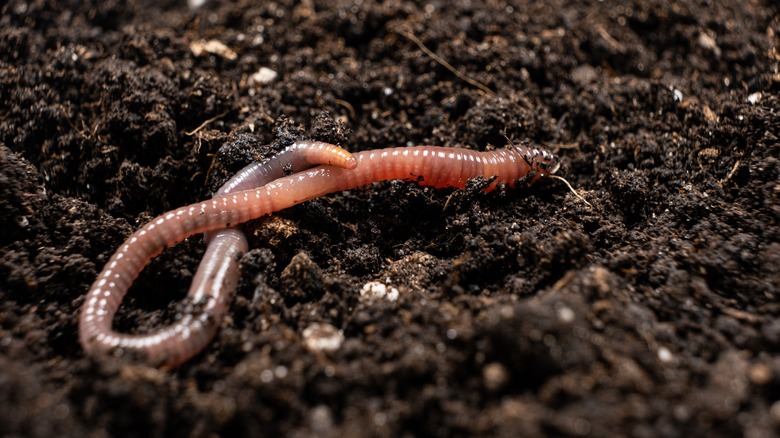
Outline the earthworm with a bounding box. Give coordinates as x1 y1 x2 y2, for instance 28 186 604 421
79 141 558 366
80 141 357 367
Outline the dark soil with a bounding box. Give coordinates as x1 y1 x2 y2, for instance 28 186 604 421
1 0 779 436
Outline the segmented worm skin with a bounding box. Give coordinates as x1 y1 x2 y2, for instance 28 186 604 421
79 141 357 367
79 141 557 366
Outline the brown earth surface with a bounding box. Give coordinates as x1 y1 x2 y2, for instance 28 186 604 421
1 0 779 436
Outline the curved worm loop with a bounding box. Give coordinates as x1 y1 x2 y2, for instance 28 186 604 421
79 142 557 366
79 141 356 367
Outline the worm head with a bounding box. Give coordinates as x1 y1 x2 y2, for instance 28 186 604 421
516 141 560 176
540 149 561 175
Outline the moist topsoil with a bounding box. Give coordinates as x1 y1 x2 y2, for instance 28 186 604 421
1 0 779 436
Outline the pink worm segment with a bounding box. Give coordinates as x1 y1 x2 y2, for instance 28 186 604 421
79 142 557 366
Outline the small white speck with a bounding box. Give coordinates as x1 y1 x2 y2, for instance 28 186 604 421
673 89 683 103
274 365 288 379
249 67 278 85
747 92 762 105
556 305 575 323
697 32 721 57
658 346 674 363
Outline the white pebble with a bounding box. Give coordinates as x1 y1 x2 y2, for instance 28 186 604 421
360 281 399 302
189 39 237 60
249 67 278 85
658 346 674 363
188 0 207 9
556 305 575 323
673 89 683 103
302 323 344 352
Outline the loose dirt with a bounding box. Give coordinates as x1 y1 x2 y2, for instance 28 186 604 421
1 0 779 436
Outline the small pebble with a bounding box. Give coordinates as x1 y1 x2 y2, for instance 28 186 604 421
673 89 683 103
302 323 344 352
189 39 237 60
556 305 575 323
483 362 509 392
748 363 772 385
249 67 278 85
360 281 399 302
658 346 674 363
697 32 721 57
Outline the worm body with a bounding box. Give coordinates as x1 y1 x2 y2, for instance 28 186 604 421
213 140 358 199
80 141 356 366
79 142 557 366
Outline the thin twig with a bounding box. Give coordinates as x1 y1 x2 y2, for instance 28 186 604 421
186 110 230 136
395 29 497 97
